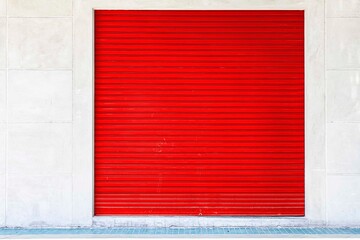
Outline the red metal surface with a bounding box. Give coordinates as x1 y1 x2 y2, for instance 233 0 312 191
94 10 304 216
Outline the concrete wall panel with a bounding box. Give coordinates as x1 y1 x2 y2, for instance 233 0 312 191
8 18 72 69
6 174 72 227
8 70 72 123
8 0 72 17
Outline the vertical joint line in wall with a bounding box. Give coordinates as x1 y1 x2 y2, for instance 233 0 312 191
324 0 327 225
71 0 74 226
4 0 8 227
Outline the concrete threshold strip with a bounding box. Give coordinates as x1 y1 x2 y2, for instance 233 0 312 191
0 237 360 240
0 228 360 238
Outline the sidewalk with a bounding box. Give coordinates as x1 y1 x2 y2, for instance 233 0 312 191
0 227 360 238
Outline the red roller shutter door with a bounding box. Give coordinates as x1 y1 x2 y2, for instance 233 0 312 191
95 10 304 216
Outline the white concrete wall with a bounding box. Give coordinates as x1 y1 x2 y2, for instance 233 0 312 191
325 0 360 226
0 0 358 227
0 0 73 227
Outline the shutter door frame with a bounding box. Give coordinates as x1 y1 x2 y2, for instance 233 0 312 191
72 0 327 223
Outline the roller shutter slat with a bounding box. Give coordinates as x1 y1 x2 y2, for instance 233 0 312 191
94 10 304 216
